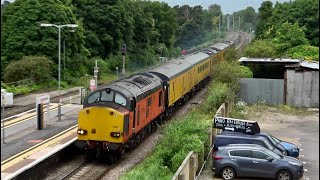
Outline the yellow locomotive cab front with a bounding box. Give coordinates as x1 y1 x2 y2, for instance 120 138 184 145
77 106 125 144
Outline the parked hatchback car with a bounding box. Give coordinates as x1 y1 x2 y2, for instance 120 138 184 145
213 132 286 156
221 130 299 157
212 144 304 180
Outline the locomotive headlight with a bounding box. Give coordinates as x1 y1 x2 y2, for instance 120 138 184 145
110 132 121 137
77 129 87 135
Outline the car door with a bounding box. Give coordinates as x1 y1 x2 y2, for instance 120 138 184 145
229 150 253 177
250 150 278 178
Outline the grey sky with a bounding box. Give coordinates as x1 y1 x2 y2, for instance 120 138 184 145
2 0 290 14
156 0 290 14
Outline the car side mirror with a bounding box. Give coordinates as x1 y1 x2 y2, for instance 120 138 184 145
267 157 274 162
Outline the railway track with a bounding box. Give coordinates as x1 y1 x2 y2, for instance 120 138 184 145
3 90 80 117
60 162 113 180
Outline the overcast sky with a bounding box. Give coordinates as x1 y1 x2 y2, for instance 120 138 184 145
155 0 290 14
2 0 290 14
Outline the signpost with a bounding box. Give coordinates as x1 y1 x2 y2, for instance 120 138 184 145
213 116 260 134
36 94 50 130
90 79 96 92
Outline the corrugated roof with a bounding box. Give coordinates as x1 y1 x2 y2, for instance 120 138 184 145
286 61 319 70
238 57 300 63
238 57 319 70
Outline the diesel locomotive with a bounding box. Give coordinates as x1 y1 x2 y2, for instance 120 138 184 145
77 41 233 162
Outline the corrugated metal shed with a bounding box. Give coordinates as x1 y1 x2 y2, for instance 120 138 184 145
238 57 300 63
286 61 319 70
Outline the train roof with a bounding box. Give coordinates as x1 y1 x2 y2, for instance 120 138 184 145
98 73 163 101
209 42 229 51
183 52 210 65
148 58 192 80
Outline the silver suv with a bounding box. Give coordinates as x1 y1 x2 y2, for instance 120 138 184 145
212 144 304 180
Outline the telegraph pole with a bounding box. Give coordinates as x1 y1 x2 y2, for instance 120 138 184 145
218 15 221 38
233 16 235 29
122 44 126 74
94 60 99 90
227 15 230 30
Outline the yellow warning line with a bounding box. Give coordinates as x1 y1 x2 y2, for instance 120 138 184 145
1 125 78 168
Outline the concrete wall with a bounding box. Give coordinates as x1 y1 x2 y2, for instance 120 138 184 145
286 70 319 108
237 78 284 105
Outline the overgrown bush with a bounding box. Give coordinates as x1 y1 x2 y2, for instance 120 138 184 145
284 45 319 61
3 56 54 83
121 112 211 180
242 39 276 58
224 47 240 61
211 61 252 92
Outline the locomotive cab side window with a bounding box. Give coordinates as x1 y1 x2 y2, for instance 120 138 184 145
115 93 127 106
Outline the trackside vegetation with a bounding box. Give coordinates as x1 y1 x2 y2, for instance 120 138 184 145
120 52 253 179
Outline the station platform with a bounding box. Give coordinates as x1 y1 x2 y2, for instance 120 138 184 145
13 86 83 106
1 87 84 180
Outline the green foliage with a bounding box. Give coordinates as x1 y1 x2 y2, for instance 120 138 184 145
1 81 41 95
243 39 276 58
120 112 211 180
1 0 87 78
224 47 240 61
211 61 252 92
271 22 309 54
284 45 319 61
232 6 257 32
239 66 253 78
256 0 319 46
203 81 231 113
3 56 54 83
255 1 273 39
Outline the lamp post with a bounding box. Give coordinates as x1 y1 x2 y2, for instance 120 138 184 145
40 23 78 121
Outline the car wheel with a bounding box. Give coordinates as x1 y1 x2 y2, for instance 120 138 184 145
221 167 236 180
277 170 292 180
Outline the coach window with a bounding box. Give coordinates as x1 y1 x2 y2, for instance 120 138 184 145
115 93 127 106
87 92 100 104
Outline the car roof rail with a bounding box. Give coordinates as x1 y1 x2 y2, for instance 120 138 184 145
213 116 260 135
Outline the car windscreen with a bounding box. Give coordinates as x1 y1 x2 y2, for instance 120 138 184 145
271 135 281 144
263 139 274 150
266 134 278 145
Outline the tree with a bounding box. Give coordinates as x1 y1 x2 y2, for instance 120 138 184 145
1 0 87 80
255 1 273 39
72 0 134 58
243 39 276 58
272 22 309 54
269 0 319 46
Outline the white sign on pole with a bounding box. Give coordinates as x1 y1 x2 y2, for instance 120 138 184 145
36 94 50 104
36 94 50 128
90 79 96 91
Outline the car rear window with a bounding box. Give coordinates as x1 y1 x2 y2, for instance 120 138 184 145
229 150 251 157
